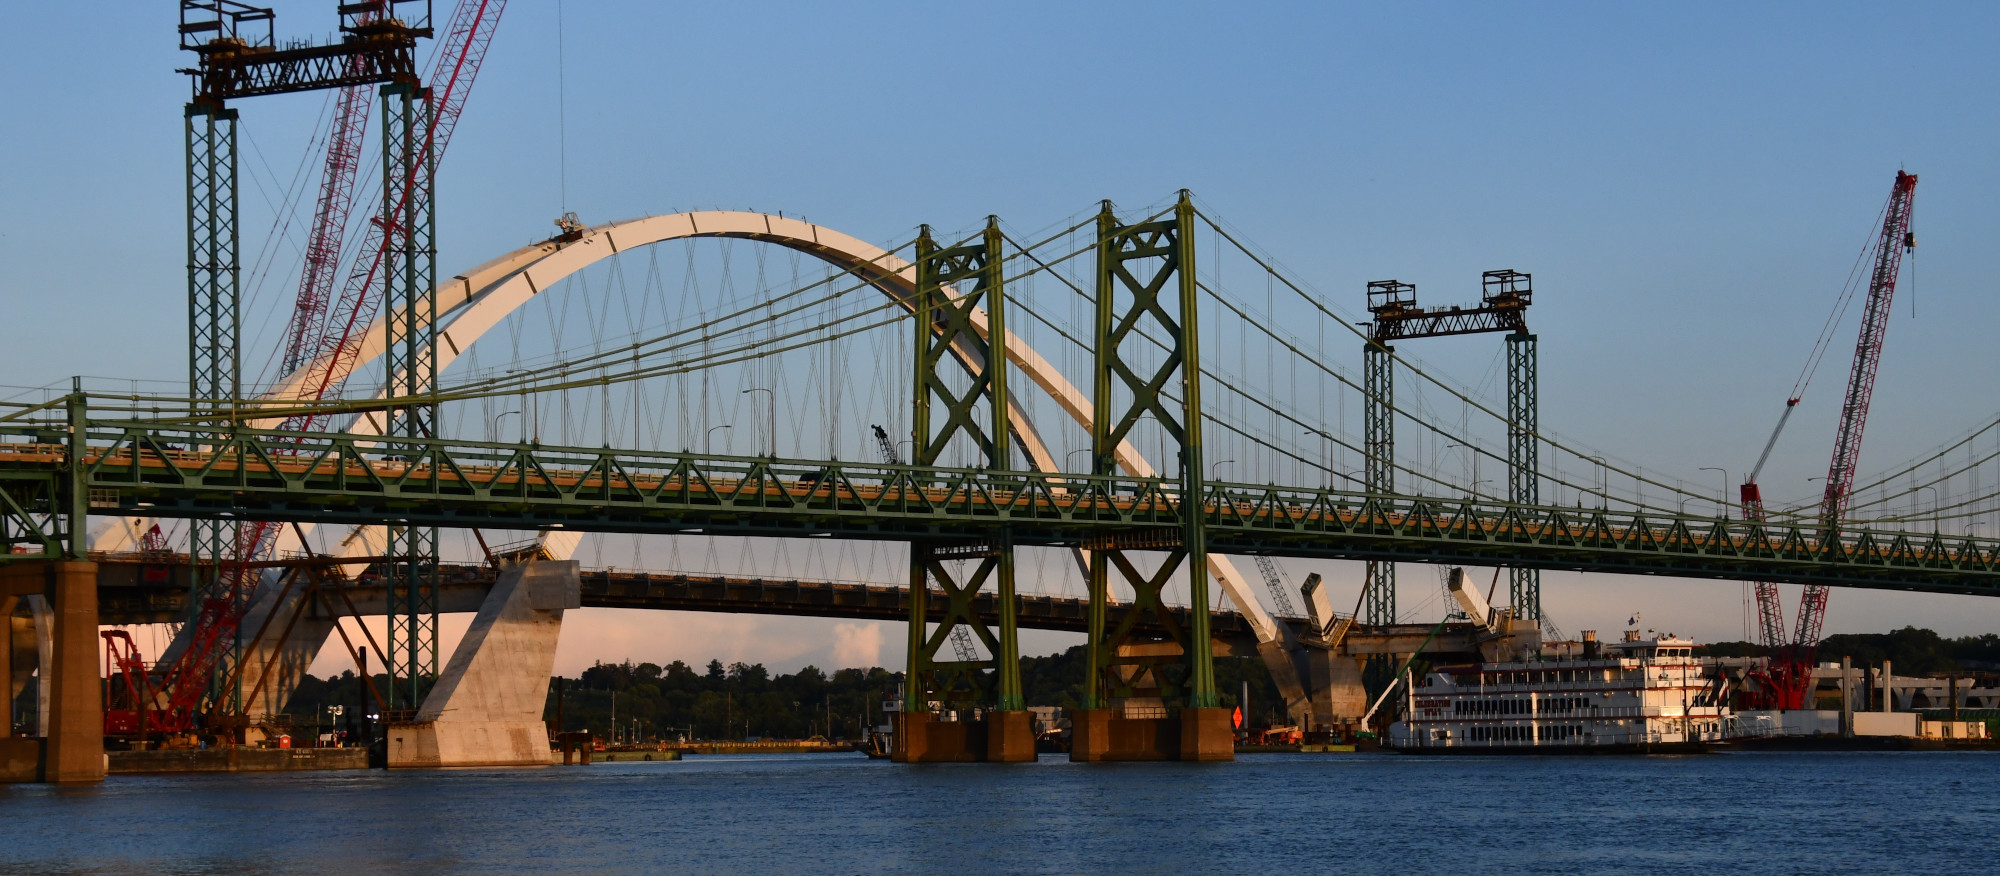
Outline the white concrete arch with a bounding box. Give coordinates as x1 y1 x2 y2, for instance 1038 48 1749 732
100 211 1277 642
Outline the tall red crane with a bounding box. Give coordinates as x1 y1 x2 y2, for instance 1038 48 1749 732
1740 170 1917 709
285 0 507 430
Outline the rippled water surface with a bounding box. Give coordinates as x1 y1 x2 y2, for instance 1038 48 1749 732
4 751 1996 874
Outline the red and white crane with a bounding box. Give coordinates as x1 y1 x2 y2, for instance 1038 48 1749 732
286 0 508 427
1739 170 1918 709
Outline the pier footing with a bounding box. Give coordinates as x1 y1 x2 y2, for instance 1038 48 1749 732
891 711 1035 763
1069 707 1235 762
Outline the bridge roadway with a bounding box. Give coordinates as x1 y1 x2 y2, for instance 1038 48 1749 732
13 423 2000 597
92 554 1278 652
93 554 1484 659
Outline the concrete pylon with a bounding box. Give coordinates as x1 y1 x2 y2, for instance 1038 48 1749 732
387 560 579 768
1 563 104 784
234 581 337 741
27 596 51 738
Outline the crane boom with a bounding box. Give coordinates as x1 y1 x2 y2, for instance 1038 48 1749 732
1793 171 1917 658
1738 399 1797 657
1735 172 1916 711
286 0 508 428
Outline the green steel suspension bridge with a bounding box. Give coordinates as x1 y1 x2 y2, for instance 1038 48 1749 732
6 190 2000 729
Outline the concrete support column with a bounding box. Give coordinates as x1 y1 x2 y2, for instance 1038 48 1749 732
387 560 578 768
0 595 12 738
29 596 51 737
1839 656 1854 738
233 581 337 737
1880 660 1892 713
0 562 103 784
6 611 33 735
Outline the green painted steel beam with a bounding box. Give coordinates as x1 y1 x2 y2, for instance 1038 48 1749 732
36 422 2000 597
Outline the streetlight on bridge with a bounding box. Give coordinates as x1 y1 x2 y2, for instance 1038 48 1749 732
492 410 520 443
1699 467 1729 517
743 388 776 457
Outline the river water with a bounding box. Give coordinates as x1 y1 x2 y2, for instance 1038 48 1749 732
3 751 1995 874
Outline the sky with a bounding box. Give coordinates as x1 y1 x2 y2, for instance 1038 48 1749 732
4 2 2000 674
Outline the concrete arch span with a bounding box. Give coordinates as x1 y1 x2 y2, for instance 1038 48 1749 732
100 211 1283 680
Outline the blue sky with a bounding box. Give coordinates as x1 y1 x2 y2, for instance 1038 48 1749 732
4 2 1999 671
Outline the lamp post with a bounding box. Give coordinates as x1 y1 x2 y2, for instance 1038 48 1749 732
743 388 776 457
705 424 731 455
1304 427 1335 487
1446 441 1480 497
1211 459 1236 482
492 410 521 443
1066 448 1091 472
505 368 537 444
1587 456 1609 508
1918 485 1939 533
1698 467 1729 517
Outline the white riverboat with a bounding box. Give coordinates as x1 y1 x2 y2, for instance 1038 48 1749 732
1387 630 1736 754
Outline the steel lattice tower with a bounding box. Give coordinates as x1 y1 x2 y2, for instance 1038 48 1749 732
184 99 248 711
380 81 441 710
1507 332 1540 620
175 0 432 722
1081 193 1221 714
903 218 1023 716
1364 270 1535 623
1361 340 1396 625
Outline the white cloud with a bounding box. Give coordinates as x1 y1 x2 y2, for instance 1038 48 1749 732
831 622 883 668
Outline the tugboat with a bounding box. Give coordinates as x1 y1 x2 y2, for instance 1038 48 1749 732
1387 628 1736 753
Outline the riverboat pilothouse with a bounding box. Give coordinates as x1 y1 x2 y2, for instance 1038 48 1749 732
1388 629 1736 753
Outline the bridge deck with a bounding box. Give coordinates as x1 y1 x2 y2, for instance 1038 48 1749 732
91 555 1278 650
9 424 2000 597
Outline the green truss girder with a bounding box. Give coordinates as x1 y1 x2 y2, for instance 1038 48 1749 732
48 421 2000 597
905 219 1023 713
1084 193 1219 711
0 473 64 558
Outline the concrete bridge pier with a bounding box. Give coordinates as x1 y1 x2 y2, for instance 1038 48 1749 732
387 559 578 768
233 578 338 743
1 562 103 784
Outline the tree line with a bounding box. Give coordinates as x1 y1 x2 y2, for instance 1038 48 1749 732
280 645 1291 741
